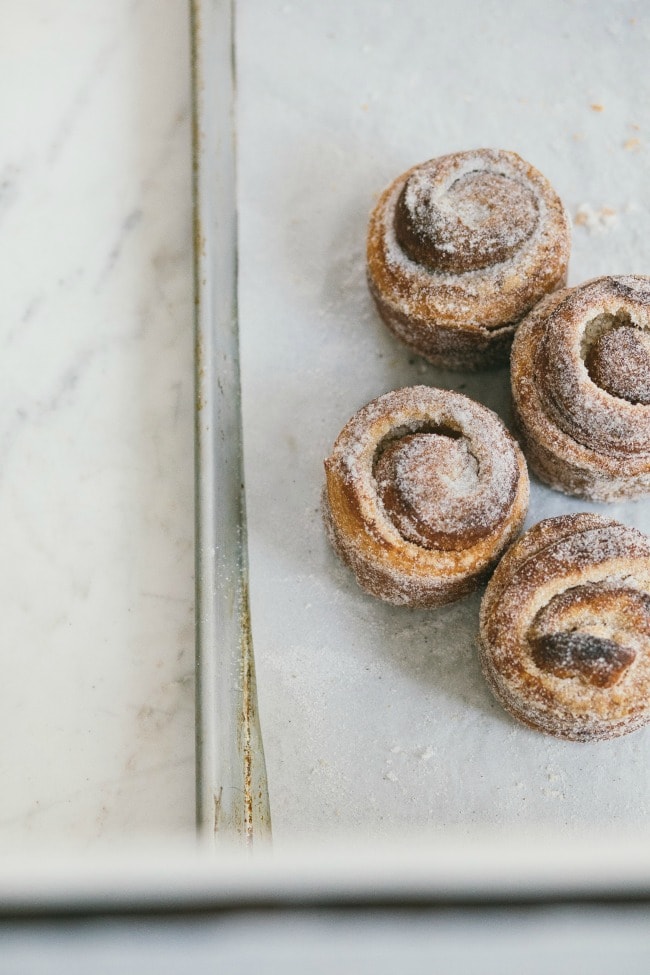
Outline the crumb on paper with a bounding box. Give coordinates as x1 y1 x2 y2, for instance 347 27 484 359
574 203 618 233
624 137 641 151
572 132 585 142
384 770 398 783
545 765 562 783
590 103 604 112
542 787 565 800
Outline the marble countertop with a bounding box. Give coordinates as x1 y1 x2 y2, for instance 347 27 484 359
0 1 195 851
5 0 650 862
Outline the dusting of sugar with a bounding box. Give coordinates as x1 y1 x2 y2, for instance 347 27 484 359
376 434 481 546
399 164 538 263
587 325 650 405
324 386 527 605
574 203 617 233
512 275 650 498
376 428 516 548
338 388 519 542
382 155 550 290
480 516 650 740
396 434 479 496
366 149 570 370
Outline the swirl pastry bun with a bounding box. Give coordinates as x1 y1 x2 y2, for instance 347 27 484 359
322 386 529 607
479 513 650 742
511 275 650 501
367 149 571 370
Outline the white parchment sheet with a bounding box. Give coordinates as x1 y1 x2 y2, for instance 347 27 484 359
237 0 650 841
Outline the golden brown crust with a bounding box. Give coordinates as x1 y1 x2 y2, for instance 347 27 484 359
322 386 529 607
479 514 650 741
511 275 650 501
367 149 571 371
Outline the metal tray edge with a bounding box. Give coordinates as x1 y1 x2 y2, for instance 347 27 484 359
191 0 271 848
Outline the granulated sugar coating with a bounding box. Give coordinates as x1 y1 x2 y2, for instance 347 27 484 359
396 166 538 272
323 386 529 607
511 276 650 501
367 149 571 370
375 433 482 547
587 326 650 405
479 515 650 741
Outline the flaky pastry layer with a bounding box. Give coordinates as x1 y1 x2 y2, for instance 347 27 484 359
479 514 650 741
367 149 570 370
323 386 529 607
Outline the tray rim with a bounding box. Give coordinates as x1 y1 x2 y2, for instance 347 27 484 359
191 0 271 847
4 834 650 912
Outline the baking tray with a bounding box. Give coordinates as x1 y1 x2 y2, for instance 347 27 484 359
192 0 270 844
193 0 650 850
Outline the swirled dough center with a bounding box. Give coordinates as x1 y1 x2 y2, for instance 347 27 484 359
374 432 485 550
528 583 650 687
586 323 650 405
395 169 539 274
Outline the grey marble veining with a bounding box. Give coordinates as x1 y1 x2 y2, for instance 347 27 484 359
0 1 195 849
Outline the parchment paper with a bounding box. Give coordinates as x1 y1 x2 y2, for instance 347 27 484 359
237 0 650 842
